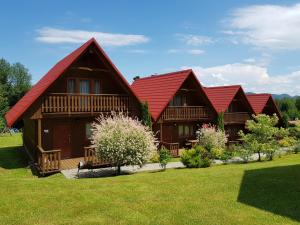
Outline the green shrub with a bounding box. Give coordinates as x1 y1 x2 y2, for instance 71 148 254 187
278 136 297 147
180 146 211 168
149 151 160 163
159 147 172 170
235 144 254 163
219 150 235 162
294 144 300 154
211 147 224 159
289 125 300 139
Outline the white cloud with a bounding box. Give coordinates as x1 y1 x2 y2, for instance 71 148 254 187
186 49 205 55
225 3 300 50
182 63 300 95
176 34 214 46
36 27 149 47
167 48 205 55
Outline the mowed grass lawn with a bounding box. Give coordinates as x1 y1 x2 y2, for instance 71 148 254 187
1 134 300 225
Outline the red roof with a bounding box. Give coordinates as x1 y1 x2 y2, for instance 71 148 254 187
204 85 253 113
131 69 215 121
246 94 281 119
246 94 271 114
5 38 139 127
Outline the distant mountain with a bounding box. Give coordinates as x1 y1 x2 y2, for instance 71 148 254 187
246 92 298 99
271 94 299 99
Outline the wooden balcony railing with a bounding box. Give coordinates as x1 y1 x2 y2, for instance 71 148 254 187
37 146 61 175
161 106 209 121
161 142 180 157
84 147 110 167
41 94 131 114
224 112 251 124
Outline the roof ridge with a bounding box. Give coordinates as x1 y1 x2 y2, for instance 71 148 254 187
133 69 192 82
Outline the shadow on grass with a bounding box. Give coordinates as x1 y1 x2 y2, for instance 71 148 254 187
0 146 28 169
238 164 300 222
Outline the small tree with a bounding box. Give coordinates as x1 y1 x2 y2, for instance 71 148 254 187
141 101 152 129
239 114 282 161
197 124 227 151
217 111 225 131
91 113 156 175
159 147 171 170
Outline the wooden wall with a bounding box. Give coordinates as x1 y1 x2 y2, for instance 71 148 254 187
23 118 37 159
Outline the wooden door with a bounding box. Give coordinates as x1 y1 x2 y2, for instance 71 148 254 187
162 124 176 142
70 120 85 157
53 121 71 159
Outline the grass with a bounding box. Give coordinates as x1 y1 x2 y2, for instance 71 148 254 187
0 134 300 225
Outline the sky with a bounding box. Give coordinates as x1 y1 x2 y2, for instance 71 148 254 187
1 0 300 95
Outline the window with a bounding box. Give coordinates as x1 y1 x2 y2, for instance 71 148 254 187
178 125 184 136
178 125 193 137
184 125 190 136
80 80 90 94
170 94 188 106
67 79 75 93
94 80 101 94
85 123 92 139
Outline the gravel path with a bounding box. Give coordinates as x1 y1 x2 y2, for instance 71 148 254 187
61 148 292 179
61 162 185 179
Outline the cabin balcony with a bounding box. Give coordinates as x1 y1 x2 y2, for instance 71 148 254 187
41 93 132 115
224 112 251 124
160 106 209 121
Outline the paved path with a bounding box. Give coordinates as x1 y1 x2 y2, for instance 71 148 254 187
61 148 292 179
61 162 185 179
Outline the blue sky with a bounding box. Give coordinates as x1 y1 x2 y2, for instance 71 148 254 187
1 0 300 95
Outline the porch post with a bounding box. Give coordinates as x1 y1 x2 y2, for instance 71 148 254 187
160 122 163 142
38 119 42 147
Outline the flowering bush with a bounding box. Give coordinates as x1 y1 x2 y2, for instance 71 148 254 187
91 113 157 175
197 124 228 151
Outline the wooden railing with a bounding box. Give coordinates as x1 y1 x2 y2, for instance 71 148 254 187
37 146 61 175
161 142 180 157
41 94 131 114
224 112 251 124
84 147 110 167
161 106 209 121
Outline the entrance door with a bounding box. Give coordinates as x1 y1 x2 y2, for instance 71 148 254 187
53 121 71 159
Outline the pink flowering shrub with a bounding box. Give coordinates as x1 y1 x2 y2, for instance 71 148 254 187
91 113 157 174
197 124 228 151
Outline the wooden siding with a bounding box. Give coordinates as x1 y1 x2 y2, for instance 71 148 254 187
224 112 250 124
161 106 209 121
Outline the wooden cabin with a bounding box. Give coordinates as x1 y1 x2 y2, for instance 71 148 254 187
131 69 217 156
4 38 141 175
204 85 255 142
247 93 282 123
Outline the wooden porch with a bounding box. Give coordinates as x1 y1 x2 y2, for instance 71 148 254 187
36 146 109 175
224 112 251 124
41 93 132 115
160 106 209 121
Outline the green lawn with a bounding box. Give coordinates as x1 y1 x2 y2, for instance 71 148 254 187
1 134 300 225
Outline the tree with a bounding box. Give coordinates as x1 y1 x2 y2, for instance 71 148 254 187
140 101 152 129
7 63 31 106
239 114 283 161
217 111 225 131
296 97 300 111
0 59 31 129
91 113 156 175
